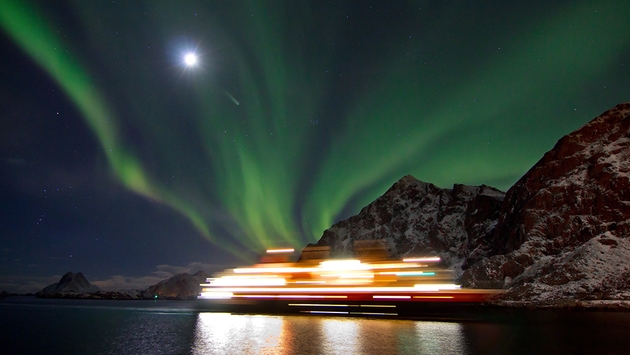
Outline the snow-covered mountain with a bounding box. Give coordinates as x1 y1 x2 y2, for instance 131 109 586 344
462 102 630 305
313 102 630 306
314 175 505 276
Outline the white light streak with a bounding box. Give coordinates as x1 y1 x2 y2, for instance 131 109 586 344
266 248 295 253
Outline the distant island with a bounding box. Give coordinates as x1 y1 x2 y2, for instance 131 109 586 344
33 271 208 300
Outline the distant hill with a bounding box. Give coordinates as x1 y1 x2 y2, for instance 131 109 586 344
37 272 101 297
35 270 209 300
143 271 209 300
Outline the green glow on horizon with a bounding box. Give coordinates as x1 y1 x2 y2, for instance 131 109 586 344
2 0 629 256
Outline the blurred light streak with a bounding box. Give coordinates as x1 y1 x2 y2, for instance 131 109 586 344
204 286 459 293
413 284 461 291
379 271 435 276
238 295 348 299
209 276 286 286
288 303 353 307
199 292 233 299
403 257 441 263
266 248 295 253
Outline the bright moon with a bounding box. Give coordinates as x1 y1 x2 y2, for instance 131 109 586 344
184 53 197 66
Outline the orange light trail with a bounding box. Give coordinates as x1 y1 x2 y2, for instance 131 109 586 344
235 294 348 299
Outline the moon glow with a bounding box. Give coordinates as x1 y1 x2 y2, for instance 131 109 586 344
184 52 197 66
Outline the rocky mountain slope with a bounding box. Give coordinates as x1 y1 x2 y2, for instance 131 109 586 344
461 102 630 304
315 102 630 306
37 272 101 296
315 176 505 275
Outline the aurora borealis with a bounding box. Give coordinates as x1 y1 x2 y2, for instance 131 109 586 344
1 1 629 292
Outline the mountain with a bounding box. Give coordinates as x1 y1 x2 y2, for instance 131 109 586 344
143 271 209 300
461 102 630 305
314 102 630 307
314 175 505 276
33 271 209 300
37 272 101 297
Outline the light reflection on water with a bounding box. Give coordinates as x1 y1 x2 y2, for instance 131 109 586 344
415 321 466 354
106 310 197 355
5 298 630 354
192 312 467 354
192 313 285 354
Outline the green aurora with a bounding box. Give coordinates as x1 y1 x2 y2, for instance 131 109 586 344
2 0 629 260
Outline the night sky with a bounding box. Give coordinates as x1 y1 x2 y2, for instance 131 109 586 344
1 1 629 293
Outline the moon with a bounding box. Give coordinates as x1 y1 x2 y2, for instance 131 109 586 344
184 52 198 67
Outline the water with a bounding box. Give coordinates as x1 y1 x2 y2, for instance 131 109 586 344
2 297 630 354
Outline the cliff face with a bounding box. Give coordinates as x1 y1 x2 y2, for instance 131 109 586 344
315 175 505 275
494 103 630 256
315 102 630 305
461 103 630 303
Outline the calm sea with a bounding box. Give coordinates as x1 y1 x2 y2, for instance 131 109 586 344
2 297 630 354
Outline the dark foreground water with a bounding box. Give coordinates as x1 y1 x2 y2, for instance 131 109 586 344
2 297 630 354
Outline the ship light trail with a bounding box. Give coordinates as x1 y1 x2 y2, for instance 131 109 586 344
202 285 461 294
319 259 366 270
199 292 233 299
403 257 441 263
413 284 461 291
266 248 295 253
237 295 348 299
197 254 491 308
378 271 435 276
209 276 286 286
231 260 428 274
294 280 327 284
288 303 355 307
301 311 398 316
287 303 397 308
304 311 350 315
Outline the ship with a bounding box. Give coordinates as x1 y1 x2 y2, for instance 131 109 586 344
198 242 502 318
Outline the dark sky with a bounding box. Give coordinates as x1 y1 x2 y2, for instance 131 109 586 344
1 0 629 293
